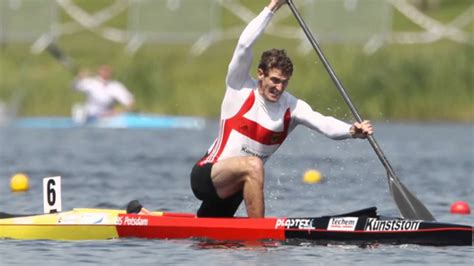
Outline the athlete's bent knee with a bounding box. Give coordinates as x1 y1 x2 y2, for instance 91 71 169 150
243 157 264 186
245 156 263 173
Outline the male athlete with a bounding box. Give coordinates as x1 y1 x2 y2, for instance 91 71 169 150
190 0 373 218
72 65 134 123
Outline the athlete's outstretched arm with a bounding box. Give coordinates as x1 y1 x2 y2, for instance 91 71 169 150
225 4 280 90
293 100 352 140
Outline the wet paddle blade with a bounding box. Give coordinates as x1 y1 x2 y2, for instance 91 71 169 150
388 173 436 221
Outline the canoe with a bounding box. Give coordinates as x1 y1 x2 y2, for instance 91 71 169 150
8 113 205 129
1 207 471 245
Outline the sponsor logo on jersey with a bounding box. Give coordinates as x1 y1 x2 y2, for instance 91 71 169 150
271 132 283 144
241 145 269 161
327 217 358 231
365 218 420 231
275 218 315 229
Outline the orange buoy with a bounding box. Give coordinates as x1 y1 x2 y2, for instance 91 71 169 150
450 201 471 215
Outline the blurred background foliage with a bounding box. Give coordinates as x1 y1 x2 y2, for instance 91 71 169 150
0 0 472 121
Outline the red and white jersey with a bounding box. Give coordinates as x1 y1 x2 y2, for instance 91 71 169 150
200 7 352 165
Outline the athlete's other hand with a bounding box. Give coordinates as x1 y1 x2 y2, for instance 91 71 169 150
350 120 373 139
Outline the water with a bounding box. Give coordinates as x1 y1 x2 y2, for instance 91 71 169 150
0 122 473 265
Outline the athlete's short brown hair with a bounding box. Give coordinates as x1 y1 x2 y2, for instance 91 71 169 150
258 49 293 77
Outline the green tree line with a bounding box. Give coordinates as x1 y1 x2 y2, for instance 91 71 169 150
0 0 472 121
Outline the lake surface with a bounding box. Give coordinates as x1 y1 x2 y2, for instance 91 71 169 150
0 121 473 265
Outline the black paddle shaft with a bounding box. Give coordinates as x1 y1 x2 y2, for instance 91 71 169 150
286 0 435 221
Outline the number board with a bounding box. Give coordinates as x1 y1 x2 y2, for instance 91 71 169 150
43 176 62 213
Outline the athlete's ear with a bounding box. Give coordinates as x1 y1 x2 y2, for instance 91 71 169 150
257 68 265 80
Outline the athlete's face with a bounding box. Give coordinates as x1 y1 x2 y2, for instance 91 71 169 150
257 68 290 103
98 65 112 81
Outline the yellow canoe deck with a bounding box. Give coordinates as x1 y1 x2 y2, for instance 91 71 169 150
0 208 161 240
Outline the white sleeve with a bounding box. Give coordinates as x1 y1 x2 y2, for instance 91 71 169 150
112 82 134 106
73 78 94 93
293 99 352 140
225 7 274 90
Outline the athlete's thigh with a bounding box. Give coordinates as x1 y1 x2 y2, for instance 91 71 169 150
211 156 252 198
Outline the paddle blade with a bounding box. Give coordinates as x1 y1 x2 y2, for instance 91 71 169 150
388 173 436 221
46 43 76 73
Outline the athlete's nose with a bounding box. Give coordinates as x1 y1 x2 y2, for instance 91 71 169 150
275 83 285 92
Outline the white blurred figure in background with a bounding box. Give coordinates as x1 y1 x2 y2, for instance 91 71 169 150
72 65 134 123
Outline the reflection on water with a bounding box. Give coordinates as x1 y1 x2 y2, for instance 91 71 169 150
192 239 282 250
